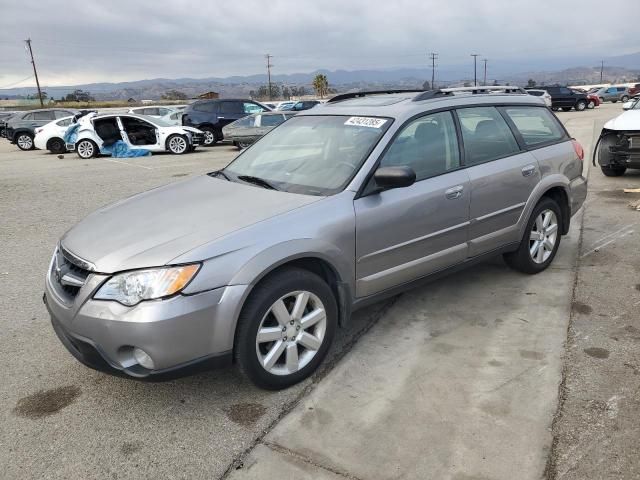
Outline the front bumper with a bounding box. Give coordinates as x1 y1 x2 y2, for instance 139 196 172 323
44 267 248 378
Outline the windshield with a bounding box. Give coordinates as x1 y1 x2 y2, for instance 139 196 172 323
223 115 391 196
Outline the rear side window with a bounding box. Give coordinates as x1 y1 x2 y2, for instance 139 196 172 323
260 114 286 127
22 113 34 120
193 102 216 113
381 111 460 181
56 118 72 127
457 107 520 165
221 101 243 114
502 107 566 147
33 111 56 121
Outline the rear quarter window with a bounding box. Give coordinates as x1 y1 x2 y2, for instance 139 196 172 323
502 106 566 147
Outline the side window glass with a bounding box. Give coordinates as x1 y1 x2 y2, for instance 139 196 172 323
457 107 520 165
502 107 566 147
220 101 241 114
57 118 72 127
22 113 34 121
194 102 215 113
380 111 460 181
243 102 265 114
33 111 56 121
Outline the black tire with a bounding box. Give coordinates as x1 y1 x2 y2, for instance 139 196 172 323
234 267 338 390
575 100 587 111
15 132 34 150
200 126 217 146
601 165 626 177
587 100 596 109
621 95 629 102
503 197 562 274
561 107 572 112
612 100 618 104
47 137 66 154
551 107 559 111
76 139 98 159
166 134 189 154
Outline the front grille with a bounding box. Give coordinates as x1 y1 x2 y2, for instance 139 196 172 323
191 132 204 145
50 246 92 302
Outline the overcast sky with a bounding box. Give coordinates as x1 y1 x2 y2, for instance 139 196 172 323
1 0 638 87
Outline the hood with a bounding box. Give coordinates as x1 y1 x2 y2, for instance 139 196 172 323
61 175 319 272
603 110 640 131
180 126 202 134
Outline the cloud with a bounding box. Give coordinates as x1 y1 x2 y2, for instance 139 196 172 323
1 0 638 86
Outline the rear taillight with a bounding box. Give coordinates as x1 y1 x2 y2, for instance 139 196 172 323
571 139 584 161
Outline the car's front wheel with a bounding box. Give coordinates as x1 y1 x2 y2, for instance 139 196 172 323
587 100 596 109
200 127 216 146
504 197 562 274
76 139 98 159
166 134 188 154
16 133 34 150
575 100 587 111
235 268 337 390
621 95 629 102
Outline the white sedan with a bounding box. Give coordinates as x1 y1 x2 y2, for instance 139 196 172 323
34 116 75 154
67 112 204 159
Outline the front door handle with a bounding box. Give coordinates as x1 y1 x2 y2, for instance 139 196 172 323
445 185 464 200
522 165 536 177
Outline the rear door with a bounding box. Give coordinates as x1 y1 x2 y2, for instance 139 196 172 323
456 106 540 256
354 111 470 297
31 110 56 128
218 101 244 128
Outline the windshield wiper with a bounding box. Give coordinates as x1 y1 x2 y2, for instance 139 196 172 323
237 175 279 190
208 170 230 181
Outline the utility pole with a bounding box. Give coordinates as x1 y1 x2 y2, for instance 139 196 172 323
265 54 273 100
483 58 488 86
429 52 438 89
600 60 604 83
471 54 480 86
25 38 44 107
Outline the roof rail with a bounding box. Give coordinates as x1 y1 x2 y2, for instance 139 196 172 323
327 89 424 103
439 85 526 94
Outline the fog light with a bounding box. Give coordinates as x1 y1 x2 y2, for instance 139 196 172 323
133 348 155 370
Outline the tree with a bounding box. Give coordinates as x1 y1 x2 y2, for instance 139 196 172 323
282 86 291 100
527 79 537 88
64 89 94 102
312 74 329 98
422 80 431 90
297 86 306 97
161 89 188 100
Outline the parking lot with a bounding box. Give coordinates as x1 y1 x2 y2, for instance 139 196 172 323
1 103 638 479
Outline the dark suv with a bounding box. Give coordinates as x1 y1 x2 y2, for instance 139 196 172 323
5 108 79 150
182 99 270 146
538 86 588 112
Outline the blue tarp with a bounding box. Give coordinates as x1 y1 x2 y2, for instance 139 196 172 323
63 124 151 158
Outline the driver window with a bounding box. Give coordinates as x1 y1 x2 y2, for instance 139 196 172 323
380 111 460 181
120 116 157 145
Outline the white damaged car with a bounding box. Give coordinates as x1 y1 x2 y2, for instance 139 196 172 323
66 112 204 159
596 98 640 176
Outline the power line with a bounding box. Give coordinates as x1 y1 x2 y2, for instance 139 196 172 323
24 39 44 107
429 52 438 89
265 54 273 100
0 74 34 89
471 53 480 86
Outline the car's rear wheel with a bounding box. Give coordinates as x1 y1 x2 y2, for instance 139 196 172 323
575 100 587 111
237 141 251 149
16 133 34 150
166 134 188 154
621 95 629 102
47 137 66 154
601 165 626 177
612 100 618 103
234 267 337 390
504 197 562 274
587 100 596 109
561 107 572 112
76 139 98 159
200 127 216 146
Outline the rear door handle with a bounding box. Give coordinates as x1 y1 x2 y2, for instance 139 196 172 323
445 185 464 200
522 165 536 177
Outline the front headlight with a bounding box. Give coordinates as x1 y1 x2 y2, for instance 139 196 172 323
94 264 200 306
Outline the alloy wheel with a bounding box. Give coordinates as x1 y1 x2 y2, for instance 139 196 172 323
77 141 94 158
168 136 187 154
255 291 327 376
203 130 215 145
529 209 558 264
17 134 33 150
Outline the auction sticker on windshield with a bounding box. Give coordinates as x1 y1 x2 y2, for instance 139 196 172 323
344 117 388 128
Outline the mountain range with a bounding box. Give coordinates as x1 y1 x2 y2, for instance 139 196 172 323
2 52 638 100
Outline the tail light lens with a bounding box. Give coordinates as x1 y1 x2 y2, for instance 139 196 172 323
571 139 584 161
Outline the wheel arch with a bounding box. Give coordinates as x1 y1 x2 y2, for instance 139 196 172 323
520 179 572 238
12 128 33 141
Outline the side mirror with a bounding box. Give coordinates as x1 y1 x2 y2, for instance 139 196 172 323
373 166 416 190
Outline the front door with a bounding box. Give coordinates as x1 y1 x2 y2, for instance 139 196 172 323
354 111 470 298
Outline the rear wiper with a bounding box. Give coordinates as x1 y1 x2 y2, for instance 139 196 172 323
237 175 279 190
208 170 230 181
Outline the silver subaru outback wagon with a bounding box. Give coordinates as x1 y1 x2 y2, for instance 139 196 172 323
44 86 587 389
